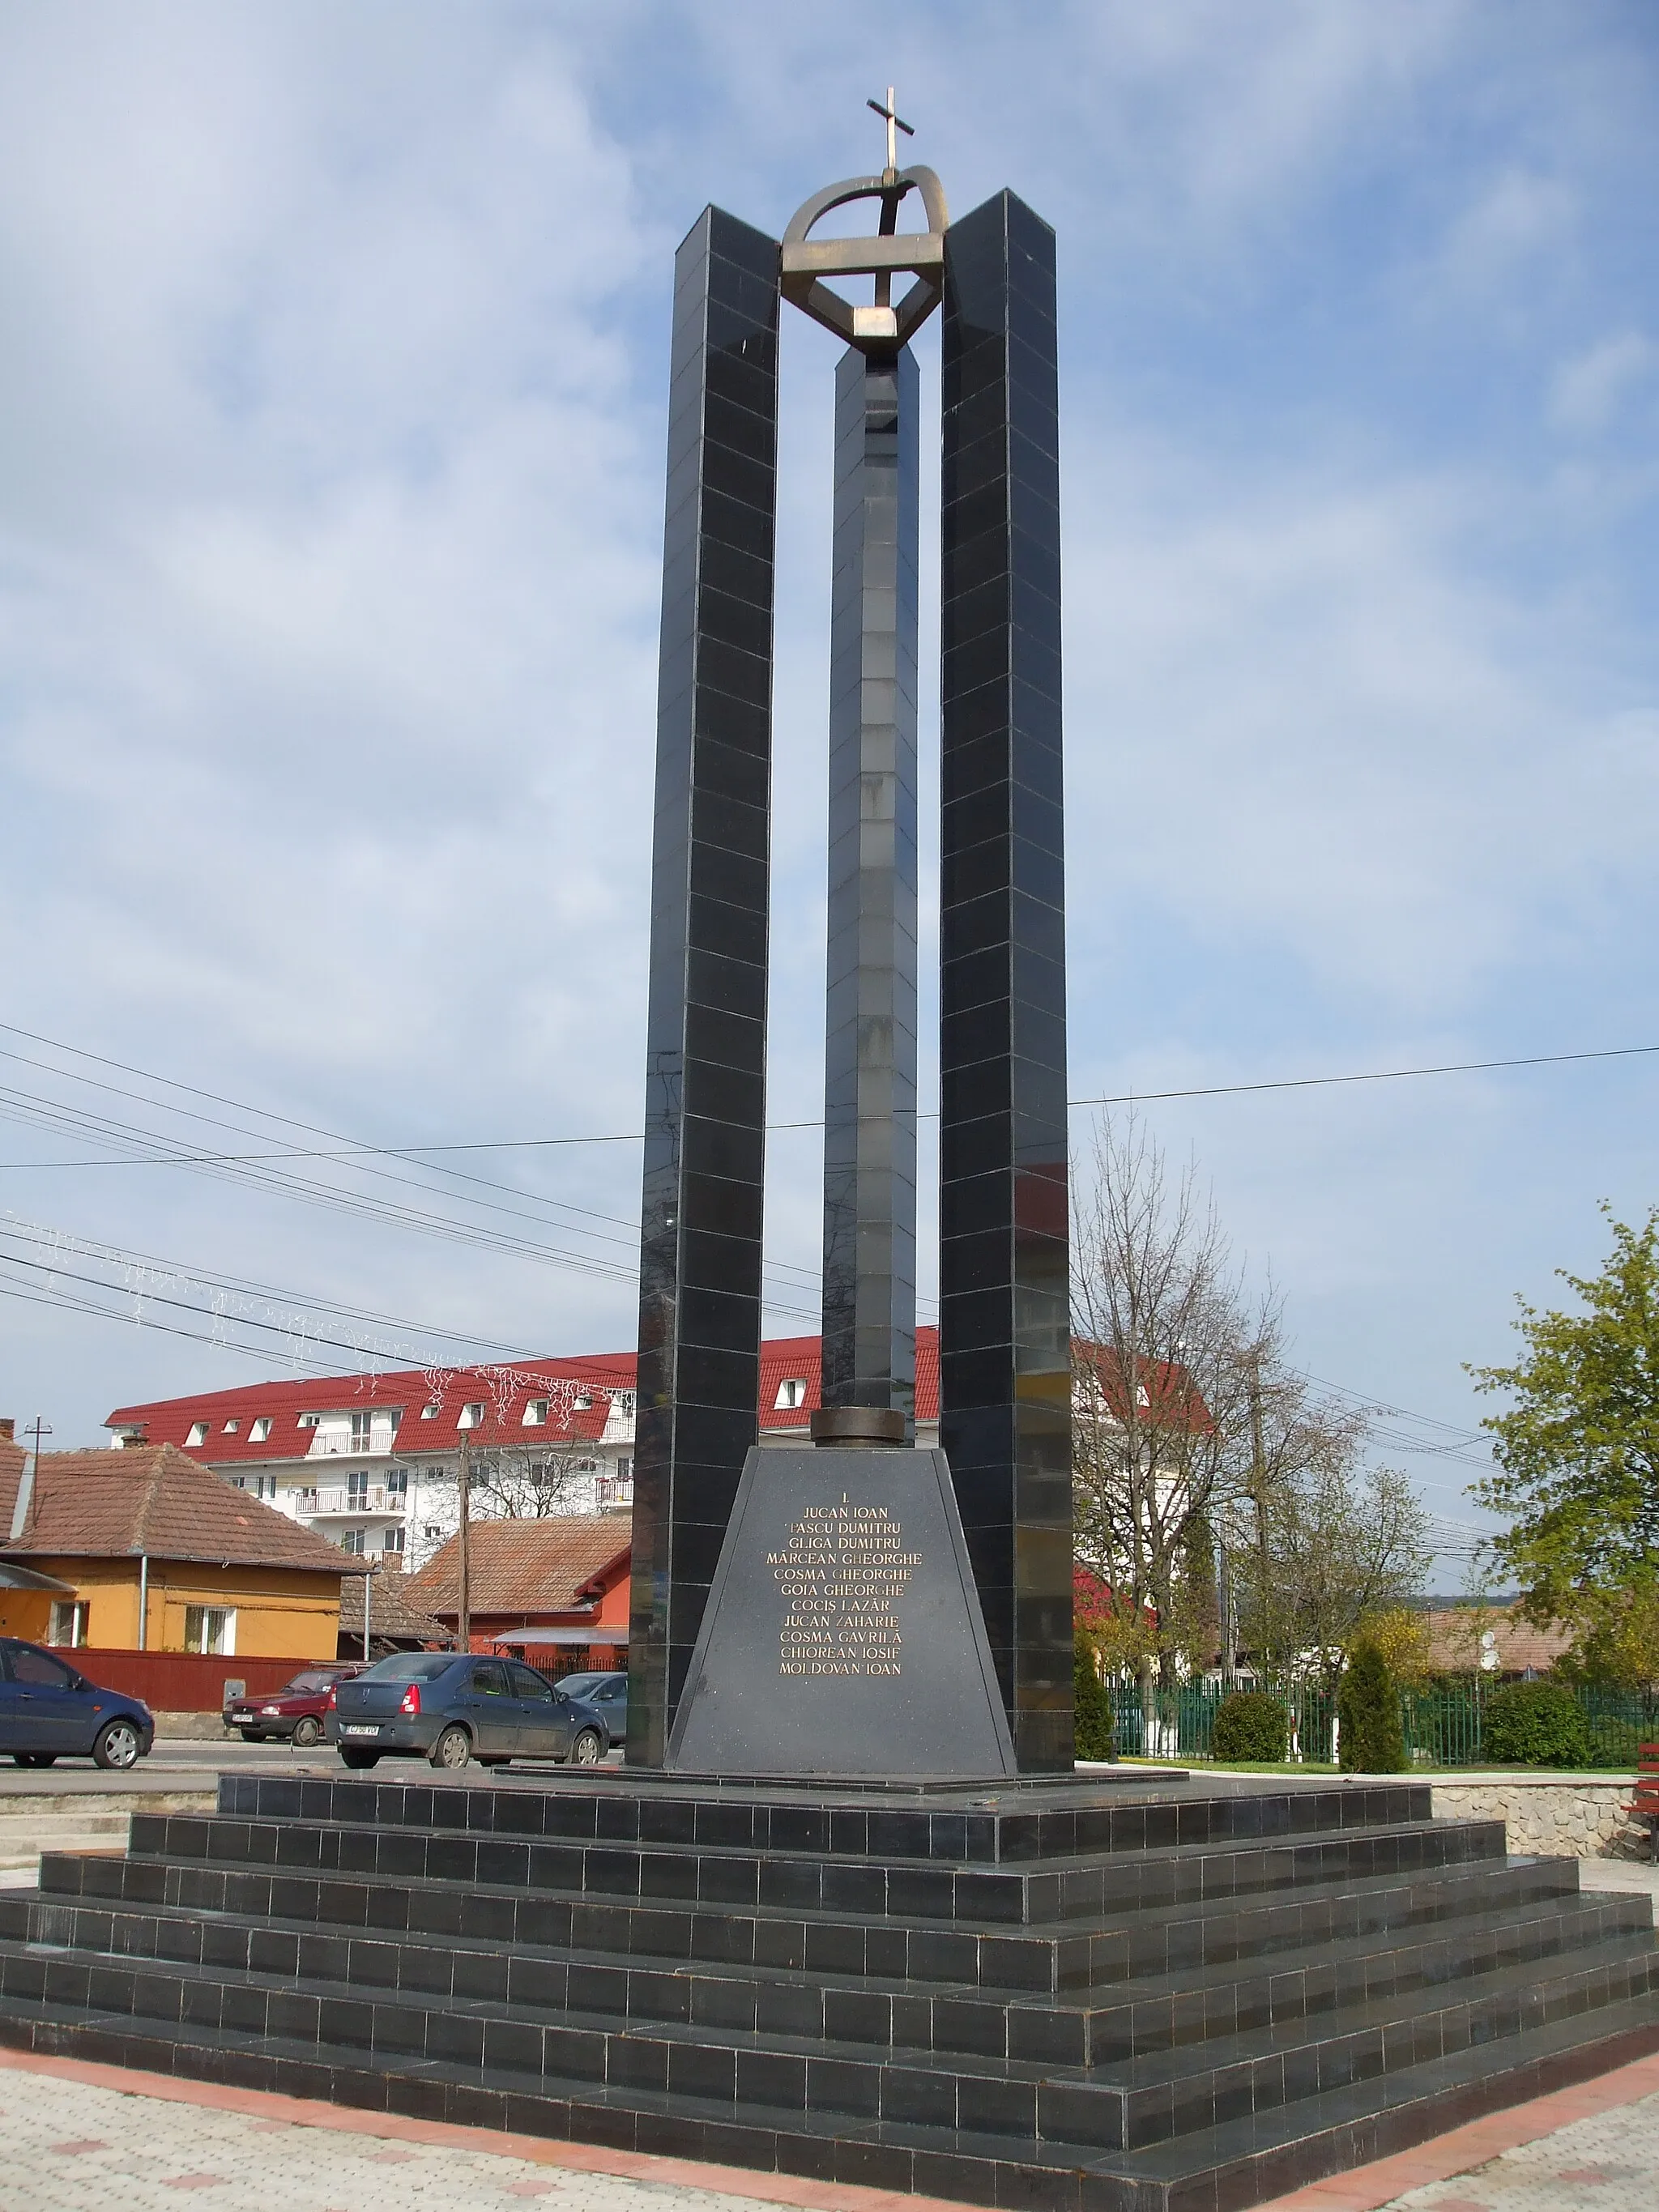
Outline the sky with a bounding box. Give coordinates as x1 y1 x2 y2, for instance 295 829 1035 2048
2 2 1657 1579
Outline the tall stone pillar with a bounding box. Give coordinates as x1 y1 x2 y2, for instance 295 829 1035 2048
629 207 780 1766
938 190 1073 1772
819 345 919 1436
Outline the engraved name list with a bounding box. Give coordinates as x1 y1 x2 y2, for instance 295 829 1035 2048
770 1497 921 1677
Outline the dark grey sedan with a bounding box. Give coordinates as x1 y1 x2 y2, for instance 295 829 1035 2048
324 1653 608 1771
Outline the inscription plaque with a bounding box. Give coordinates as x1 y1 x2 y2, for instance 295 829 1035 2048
666 1446 1016 1776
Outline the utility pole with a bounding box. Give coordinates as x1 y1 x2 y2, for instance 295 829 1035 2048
456 1435 471 1655
363 1561 373 1664
25 1417 51 1464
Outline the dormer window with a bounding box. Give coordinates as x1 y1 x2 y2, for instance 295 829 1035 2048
523 1400 548 1426
297 1413 321 1429
574 1392 592 1411
186 1421 209 1447
223 1420 240 1434
420 1404 439 1419
250 1417 271 1443
458 1402 485 1430
774 1379 808 1410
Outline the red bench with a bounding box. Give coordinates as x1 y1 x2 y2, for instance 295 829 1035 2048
1625 1741 1659 1862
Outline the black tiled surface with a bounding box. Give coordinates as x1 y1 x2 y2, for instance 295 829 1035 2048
939 189 1072 1775
1 1772 1657 2212
633 202 780 1764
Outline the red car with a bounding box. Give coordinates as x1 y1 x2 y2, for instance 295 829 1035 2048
224 1663 366 1747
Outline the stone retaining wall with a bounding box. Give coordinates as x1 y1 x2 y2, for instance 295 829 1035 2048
1431 1773 1648 1859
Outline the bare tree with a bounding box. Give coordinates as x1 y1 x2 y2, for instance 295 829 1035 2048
1231 1459 1431 1694
1071 1115 1267 1724
1070 1111 1393 1730
467 1441 595 1519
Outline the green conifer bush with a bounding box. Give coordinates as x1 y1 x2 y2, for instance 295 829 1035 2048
1073 1636 1116 1759
1337 1640 1407 1771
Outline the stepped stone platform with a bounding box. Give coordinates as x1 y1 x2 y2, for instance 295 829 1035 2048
0 1767 1657 2212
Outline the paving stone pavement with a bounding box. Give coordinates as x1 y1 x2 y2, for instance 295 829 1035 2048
1380 2086 1659 2210
0 2066 778 2212
6 2056 1659 2212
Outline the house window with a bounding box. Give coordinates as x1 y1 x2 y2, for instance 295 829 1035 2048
341 1529 366 1555
386 1468 407 1497
523 1400 548 1426
774 1379 808 1410
47 1600 88 1648
250 1416 271 1443
184 1606 237 1656
387 1409 402 1432
349 1412 373 1451
347 1471 369 1502
574 1392 593 1410
420 1404 440 1420
186 1421 209 1447
223 1419 240 1434
616 1456 632 1481
382 1525 406 1554
458 1402 484 1430
297 1412 321 1429
423 1525 443 1542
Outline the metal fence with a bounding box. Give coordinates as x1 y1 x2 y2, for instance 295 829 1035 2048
1108 1682 1659 1767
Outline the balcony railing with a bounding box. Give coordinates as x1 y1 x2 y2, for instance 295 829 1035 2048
305 1485 402 1517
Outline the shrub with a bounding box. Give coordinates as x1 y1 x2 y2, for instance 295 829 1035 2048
1210 1690 1288 1763
1338 1642 1407 1772
1073 1638 1115 1760
1482 1680 1591 1768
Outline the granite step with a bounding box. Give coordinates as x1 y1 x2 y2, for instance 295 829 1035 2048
215 1771 1439 1867
3 1869 1636 2067
1 1962 1656 2211
32 1836 1567 2004
119 1806 1508 1930
1 1910 1650 2153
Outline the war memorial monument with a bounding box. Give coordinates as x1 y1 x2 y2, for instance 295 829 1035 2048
0 107 1655 2212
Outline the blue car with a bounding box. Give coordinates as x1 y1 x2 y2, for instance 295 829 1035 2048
0 1639 155 1771
325 1652 611 1771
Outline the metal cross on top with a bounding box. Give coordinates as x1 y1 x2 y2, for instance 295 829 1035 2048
866 87 914 180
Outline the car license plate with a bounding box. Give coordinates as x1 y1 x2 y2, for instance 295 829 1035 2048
343 1724 380 1737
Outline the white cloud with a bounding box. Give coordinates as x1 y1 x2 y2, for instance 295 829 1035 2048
1550 331 1657 433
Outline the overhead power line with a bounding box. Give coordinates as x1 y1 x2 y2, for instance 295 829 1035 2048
2 1023 1657 1166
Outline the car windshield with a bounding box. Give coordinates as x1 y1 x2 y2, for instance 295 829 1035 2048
356 1653 456 1684
281 1672 341 1694
557 1674 603 1696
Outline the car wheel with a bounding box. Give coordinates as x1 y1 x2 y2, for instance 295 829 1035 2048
12 1753 57 1769
340 1749 380 1770
92 1719 141 1771
292 1716 322 1748
570 1728 603 1767
429 1724 471 1771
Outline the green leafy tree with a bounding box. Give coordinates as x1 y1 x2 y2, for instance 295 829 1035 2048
1337 1640 1406 1772
1470 1208 1659 1636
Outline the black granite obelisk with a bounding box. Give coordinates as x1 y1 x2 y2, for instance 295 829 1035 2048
939 191 1073 1771
819 344 919 1438
629 207 781 1766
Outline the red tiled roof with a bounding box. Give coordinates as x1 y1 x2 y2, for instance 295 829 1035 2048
404 1516 631 1620
104 1331 945 1455
0 1445 370 1577
338 1570 449 1646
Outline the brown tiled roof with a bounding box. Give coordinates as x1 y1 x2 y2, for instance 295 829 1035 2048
405 1515 630 1618
1425 1605 1573 1675
0 1445 370 1578
337 1568 449 1647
